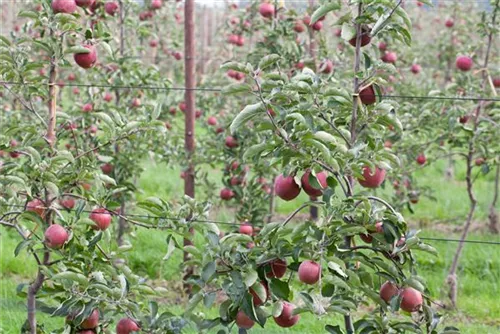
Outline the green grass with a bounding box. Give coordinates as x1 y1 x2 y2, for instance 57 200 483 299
1 161 499 333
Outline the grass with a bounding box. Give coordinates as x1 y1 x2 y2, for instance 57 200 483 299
1 161 499 333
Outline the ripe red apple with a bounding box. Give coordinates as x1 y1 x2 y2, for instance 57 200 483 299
416 154 426 165
116 318 140 334
239 223 253 235
273 302 300 328
149 40 158 48
259 2 274 18
220 188 234 200
82 103 93 113
301 170 327 197
493 78 500 88
274 174 301 201
411 64 421 74
236 35 244 47
74 45 97 69
204 116 216 126
358 166 386 188
266 258 287 278
382 51 397 64
475 157 485 166
75 0 94 7
67 73 76 81
89 208 112 230
104 2 118 15
400 287 423 312
52 0 77 14
379 281 399 303
104 92 113 102
456 56 473 71
348 27 371 47
73 88 80 95
298 260 320 284
417 1 423 6
445 18 454 27
60 197 75 210
319 60 334 74
151 0 162 10
235 310 254 329
295 61 305 69
27 199 45 217
77 331 95 334
131 98 141 108
44 224 69 248
311 21 323 31
294 21 305 33
250 281 268 306
100 163 113 175
225 136 238 148
81 309 99 329
360 234 373 243
378 42 387 51
375 222 384 233
227 34 239 45
179 101 187 112
173 51 182 60
359 85 376 105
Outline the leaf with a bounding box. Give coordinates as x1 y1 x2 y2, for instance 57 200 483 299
162 235 176 261
183 245 202 258
94 112 115 128
269 279 290 300
230 102 264 134
204 292 216 308
244 270 258 287
327 261 348 278
222 83 253 95
98 174 116 186
258 54 281 70
118 274 128 298
341 22 356 41
65 46 91 55
243 143 268 161
314 131 338 144
0 35 11 47
18 10 38 19
220 61 250 74
201 261 216 283
185 291 203 313
325 325 346 334
310 2 341 24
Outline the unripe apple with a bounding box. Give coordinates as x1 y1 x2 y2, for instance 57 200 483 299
44 224 69 248
259 2 274 18
400 287 423 312
89 208 112 230
359 85 376 105
319 60 333 74
416 154 426 165
298 260 320 284
225 136 238 148
273 302 300 328
358 166 386 188
250 281 268 306
382 51 397 64
116 318 140 334
266 258 287 278
311 21 323 31
239 223 253 235
301 170 327 197
379 281 399 303
27 199 45 217
456 56 473 71
81 309 99 329
411 64 421 74
151 0 162 10
348 27 371 47
235 310 254 329
274 174 301 201
220 188 234 200
52 0 77 14
74 45 97 69
104 2 118 15
445 18 454 27
60 197 75 210
293 21 305 33
76 0 95 7
82 103 93 113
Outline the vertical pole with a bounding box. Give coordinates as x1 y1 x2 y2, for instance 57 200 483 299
183 0 196 294
198 5 207 78
308 0 318 220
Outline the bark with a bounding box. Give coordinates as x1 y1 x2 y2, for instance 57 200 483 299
183 0 196 294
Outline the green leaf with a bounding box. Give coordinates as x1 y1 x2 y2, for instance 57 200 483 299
269 279 290 300
220 61 250 74
204 292 216 308
0 35 11 47
310 2 341 24
94 112 115 128
327 261 347 278
185 291 203 313
341 22 356 41
65 46 91 55
244 270 258 287
243 143 268 161
258 54 281 70
230 102 264 134
325 324 346 334
222 83 253 95
18 10 38 19
162 235 176 261
98 174 116 186
201 261 216 283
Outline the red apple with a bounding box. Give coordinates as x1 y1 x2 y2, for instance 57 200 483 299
104 2 118 15
104 92 113 102
493 78 500 88
360 234 373 243
220 188 234 200
411 64 421 74
319 60 333 74
239 223 253 235
259 2 274 18
298 260 320 284
151 0 162 10
273 302 300 328
348 27 371 47
274 174 301 201
382 51 397 64
379 281 399 303
205 116 216 126
27 199 45 217
225 136 238 148
89 208 112 230
311 21 323 31
235 310 254 329
44 224 69 248
301 170 327 197
82 103 93 113
359 85 376 105
74 45 97 69
358 166 386 188
475 157 485 166
416 154 426 165
266 258 287 278
173 51 182 60
456 56 473 71
400 287 423 312
293 21 305 33
100 163 113 175
149 40 158 48
75 0 94 7
378 42 387 51
116 318 140 334
81 309 99 329
179 101 187 112
131 98 141 108
52 0 77 14
445 18 454 27
60 197 75 210
250 281 268 306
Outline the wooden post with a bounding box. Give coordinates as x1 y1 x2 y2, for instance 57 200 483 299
183 0 196 294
